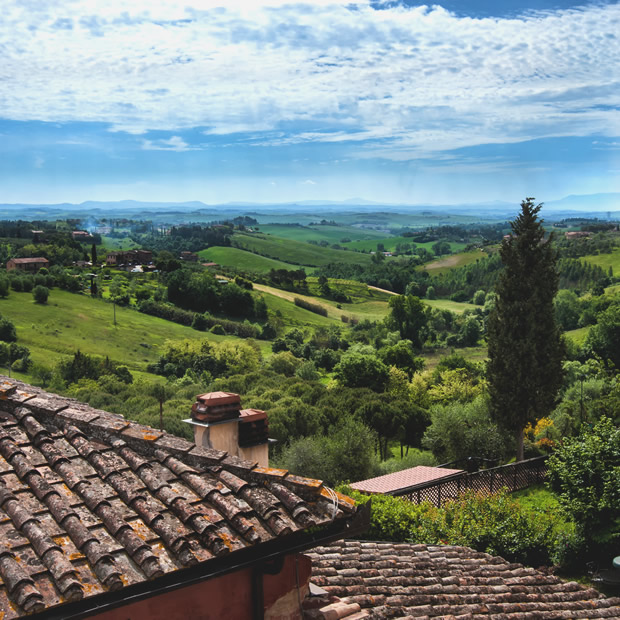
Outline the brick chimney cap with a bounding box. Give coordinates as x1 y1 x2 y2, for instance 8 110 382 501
196 391 241 406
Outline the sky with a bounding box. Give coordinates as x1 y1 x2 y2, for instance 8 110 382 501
1 0 619 206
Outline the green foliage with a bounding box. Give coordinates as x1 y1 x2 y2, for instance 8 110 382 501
0 277 9 298
386 294 428 348
584 299 620 369
547 417 620 553
422 395 511 464
0 317 17 342
472 289 486 305
277 418 378 486
379 340 424 378
487 200 564 460
294 297 328 316
32 285 49 304
57 350 134 385
342 488 567 567
334 346 390 392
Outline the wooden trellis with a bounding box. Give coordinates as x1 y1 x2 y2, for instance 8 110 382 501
391 456 548 507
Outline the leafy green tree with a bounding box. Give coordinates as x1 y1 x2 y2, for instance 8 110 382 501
0 277 9 298
33 285 49 304
334 348 389 392
472 289 486 305
487 199 564 461
422 395 510 464
459 315 481 346
585 301 620 369
386 294 428 348
0 342 31 377
379 340 425 378
149 382 174 431
547 417 620 557
554 289 580 331
0 318 17 342
432 240 451 256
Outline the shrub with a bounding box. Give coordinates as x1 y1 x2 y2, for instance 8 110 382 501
547 417 620 559
341 488 568 567
210 324 226 335
0 318 17 342
33 285 49 304
294 297 328 316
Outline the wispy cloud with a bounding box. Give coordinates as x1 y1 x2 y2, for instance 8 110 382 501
141 136 196 151
1 0 619 162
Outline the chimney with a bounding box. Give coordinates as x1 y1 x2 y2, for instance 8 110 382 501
184 392 270 467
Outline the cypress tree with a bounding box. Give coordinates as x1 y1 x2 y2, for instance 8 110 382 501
487 198 564 461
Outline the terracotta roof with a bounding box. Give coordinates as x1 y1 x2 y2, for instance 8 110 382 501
0 377 358 618
7 258 49 264
349 466 463 495
307 540 620 618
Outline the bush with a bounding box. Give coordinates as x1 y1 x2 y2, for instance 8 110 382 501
547 417 620 559
0 318 17 342
341 488 568 567
294 297 328 316
472 289 486 305
210 324 226 335
33 285 49 304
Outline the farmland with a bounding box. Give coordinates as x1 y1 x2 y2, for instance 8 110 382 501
197 246 303 273
231 231 374 267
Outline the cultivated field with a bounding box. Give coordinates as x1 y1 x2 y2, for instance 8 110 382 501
231 232 374 267
198 246 303 273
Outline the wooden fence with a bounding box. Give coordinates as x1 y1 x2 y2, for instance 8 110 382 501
391 456 548 507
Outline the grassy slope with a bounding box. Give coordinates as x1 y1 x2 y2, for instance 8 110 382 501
232 232 373 267
420 250 485 275
0 290 246 372
254 280 392 323
425 298 475 314
101 235 140 251
197 246 303 273
258 224 387 244
580 247 620 274
345 236 467 254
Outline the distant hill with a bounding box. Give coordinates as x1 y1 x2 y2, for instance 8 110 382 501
0 193 618 222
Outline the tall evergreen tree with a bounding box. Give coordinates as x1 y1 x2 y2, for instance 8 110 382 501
487 199 564 461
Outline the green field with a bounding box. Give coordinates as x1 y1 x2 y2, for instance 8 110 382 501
257 224 386 244
198 246 303 273
0 290 250 373
101 235 140 251
421 250 486 275
344 235 467 254
254 281 392 323
425 298 475 314
231 232 373 267
581 247 620 275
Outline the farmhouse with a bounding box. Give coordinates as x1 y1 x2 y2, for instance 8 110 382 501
5 257 49 272
72 231 93 241
106 250 153 266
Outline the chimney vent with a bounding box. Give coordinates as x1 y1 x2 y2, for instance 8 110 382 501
185 392 270 467
191 391 241 422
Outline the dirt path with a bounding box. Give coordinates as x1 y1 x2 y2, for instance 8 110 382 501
367 285 397 295
252 283 340 317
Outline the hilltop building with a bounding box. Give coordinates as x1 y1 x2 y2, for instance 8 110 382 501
6 257 49 272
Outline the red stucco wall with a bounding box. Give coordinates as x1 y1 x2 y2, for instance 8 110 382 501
93 553 312 620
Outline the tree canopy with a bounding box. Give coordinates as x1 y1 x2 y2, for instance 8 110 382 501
487 199 564 461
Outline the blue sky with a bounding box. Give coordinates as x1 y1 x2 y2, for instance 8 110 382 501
1 0 619 206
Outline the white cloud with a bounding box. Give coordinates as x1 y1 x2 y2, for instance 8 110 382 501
1 1 619 159
141 136 196 151
301 179 316 185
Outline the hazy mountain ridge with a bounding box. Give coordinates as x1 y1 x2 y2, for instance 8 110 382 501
0 193 618 222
